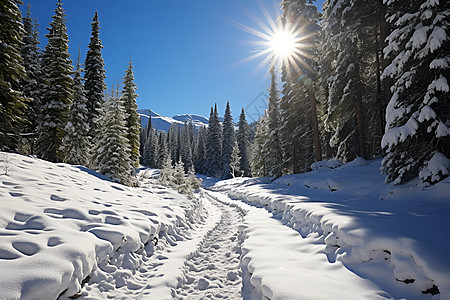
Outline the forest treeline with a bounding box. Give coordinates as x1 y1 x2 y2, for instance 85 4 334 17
1 0 449 186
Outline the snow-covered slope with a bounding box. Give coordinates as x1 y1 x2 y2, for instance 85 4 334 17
138 109 210 132
207 158 450 299
0 152 206 299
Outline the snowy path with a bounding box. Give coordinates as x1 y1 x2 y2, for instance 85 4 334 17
206 190 393 300
172 193 244 299
79 193 223 299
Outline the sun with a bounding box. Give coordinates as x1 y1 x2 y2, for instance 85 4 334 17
269 27 299 61
227 5 312 73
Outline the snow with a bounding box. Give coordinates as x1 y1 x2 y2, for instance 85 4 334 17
419 152 450 184
208 157 450 299
1 153 449 299
0 152 207 299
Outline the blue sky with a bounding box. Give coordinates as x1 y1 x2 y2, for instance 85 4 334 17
22 0 324 122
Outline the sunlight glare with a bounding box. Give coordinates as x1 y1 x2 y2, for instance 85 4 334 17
269 28 297 61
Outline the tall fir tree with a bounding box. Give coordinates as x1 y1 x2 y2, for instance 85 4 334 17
251 114 269 177
168 124 180 165
206 104 223 178
92 89 134 185
266 65 283 178
381 0 450 184
221 102 236 179
0 0 27 151
157 131 169 169
194 126 207 174
237 108 252 177
21 4 42 142
181 121 194 172
84 11 106 141
61 54 91 166
122 60 140 167
142 116 157 168
36 0 73 162
279 0 321 174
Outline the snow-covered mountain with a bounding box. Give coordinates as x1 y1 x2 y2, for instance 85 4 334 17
138 109 210 132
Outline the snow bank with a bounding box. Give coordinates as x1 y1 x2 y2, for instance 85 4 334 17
210 158 450 299
0 152 203 299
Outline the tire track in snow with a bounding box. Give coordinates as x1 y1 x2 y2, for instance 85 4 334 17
172 193 245 299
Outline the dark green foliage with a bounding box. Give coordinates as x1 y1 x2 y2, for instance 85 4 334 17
221 102 236 179
0 0 27 151
84 11 106 139
21 4 42 139
206 104 222 178
122 60 141 167
237 108 251 177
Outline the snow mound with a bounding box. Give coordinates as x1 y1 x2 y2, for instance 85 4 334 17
0 152 203 299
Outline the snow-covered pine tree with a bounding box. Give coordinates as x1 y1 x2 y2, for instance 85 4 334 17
221 102 236 179
61 53 91 166
322 0 366 162
381 0 450 184
121 60 140 167
168 124 180 165
193 125 207 174
142 117 157 168
230 139 240 177
266 65 283 178
159 152 174 185
251 114 269 177
157 131 169 169
84 11 106 141
181 121 194 172
21 3 42 145
206 104 223 178
92 88 134 185
0 0 27 151
237 108 252 177
36 0 73 162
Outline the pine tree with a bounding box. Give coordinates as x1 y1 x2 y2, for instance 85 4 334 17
230 139 241 177
157 131 169 169
206 104 223 178
278 0 321 174
122 60 141 167
381 0 450 184
266 65 283 178
142 117 157 168
0 0 27 151
322 0 387 162
84 11 106 140
181 121 194 172
168 124 180 165
159 152 174 185
251 115 270 177
193 126 207 174
221 102 236 179
21 4 42 141
61 54 91 166
36 0 73 162
92 89 134 185
237 108 252 177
